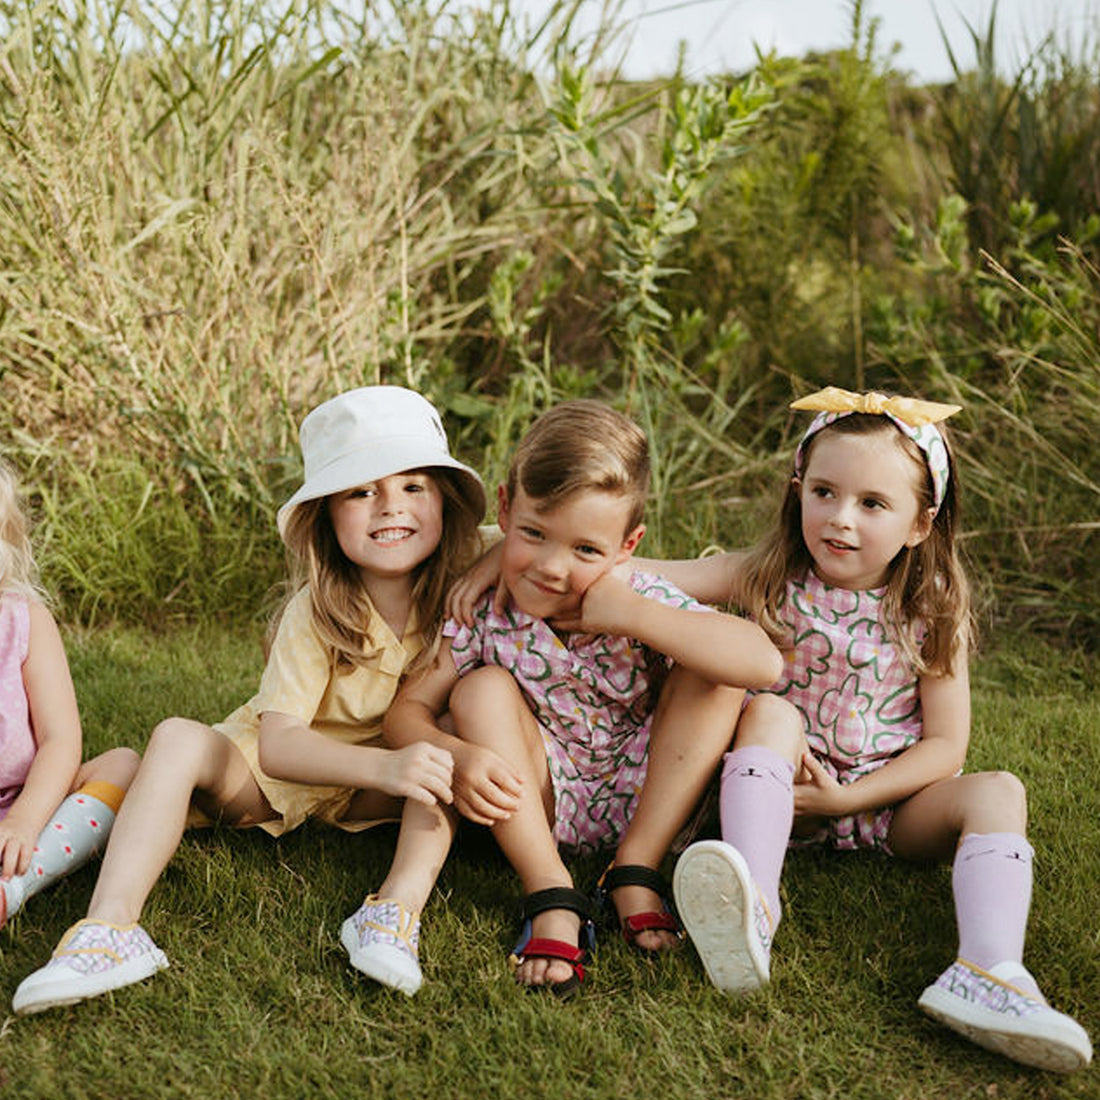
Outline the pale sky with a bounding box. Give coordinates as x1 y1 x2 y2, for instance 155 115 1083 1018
510 0 1100 82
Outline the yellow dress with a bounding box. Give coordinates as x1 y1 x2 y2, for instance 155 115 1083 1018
209 586 421 836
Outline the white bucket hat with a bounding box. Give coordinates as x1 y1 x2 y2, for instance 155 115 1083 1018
276 386 486 538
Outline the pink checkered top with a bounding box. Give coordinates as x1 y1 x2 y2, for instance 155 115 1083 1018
772 572 924 780
0 594 35 820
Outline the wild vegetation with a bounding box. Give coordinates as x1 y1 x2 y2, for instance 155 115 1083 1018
2 3 1099 1096
2 0 1098 640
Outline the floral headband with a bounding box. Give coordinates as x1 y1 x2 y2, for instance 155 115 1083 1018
791 387 962 511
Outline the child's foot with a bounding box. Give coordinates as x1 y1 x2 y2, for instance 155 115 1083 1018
672 839 772 994
509 887 595 999
340 895 422 996
918 959 1092 1073
12 919 169 1015
596 863 683 951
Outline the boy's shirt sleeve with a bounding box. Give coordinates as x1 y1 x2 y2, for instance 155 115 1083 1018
630 570 714 614
253 588 331 724
442 589 493 676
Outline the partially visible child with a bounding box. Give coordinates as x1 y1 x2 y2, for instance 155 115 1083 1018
0 460 139 930
13 386 487 1013
386 400 782 997
660 387 1091 1073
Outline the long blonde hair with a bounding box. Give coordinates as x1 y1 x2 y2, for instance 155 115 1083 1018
0 460 46 602
739 414 972 676
274 467 482 671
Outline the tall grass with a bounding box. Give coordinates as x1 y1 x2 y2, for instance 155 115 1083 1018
1 0 1099 637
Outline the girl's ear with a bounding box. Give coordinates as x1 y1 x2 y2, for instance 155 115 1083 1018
905 506 937 548
616 523 646 563
496 484 510 530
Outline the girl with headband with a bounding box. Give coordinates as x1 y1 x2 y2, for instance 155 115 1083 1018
651 388 1090 1072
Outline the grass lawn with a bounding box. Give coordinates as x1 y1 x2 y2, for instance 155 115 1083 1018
1 624 1097 1100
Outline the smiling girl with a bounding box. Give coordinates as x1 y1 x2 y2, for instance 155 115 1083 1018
13 387 485 1012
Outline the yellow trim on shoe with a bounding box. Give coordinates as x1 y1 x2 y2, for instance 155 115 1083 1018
954 957 1034 1001
360 895 420 949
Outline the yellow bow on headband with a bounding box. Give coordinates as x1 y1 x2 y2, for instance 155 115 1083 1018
790 387 962 427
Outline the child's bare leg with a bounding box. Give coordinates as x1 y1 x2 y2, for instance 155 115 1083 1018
73 746 141 793
613 667 743 949
371 799 457 914
887 770 1026 861
87 717 275 926
449 667 577 988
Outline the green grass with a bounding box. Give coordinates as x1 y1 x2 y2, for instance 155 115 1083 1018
1 626 1097 1099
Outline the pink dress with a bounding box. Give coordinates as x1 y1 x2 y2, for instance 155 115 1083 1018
772 572 924 851
445 572 710 853
0 594 36 821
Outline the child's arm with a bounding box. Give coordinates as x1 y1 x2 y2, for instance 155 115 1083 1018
0 602 83 879
257 713 454 809
794 646 971 818
384 643 524 825
630 551 748 607
553 572 783 688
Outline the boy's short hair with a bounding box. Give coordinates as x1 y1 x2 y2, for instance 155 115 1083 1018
506 400 649 533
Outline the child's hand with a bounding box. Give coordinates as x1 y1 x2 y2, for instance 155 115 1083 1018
0 816 37 879
446 542 508 626
378 742 455 807
793 752 852 818
550 569 640 637
451 742 523 825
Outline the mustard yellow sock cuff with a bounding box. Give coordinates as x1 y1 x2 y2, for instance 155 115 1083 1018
75 780 125 814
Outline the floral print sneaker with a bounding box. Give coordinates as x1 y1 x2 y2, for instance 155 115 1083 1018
919 959 1092 1073
12 919 169 1015
672 840 773 995
340 894 422 996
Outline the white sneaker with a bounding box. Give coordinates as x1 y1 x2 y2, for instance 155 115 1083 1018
340 895 423 996
13 919 169 1015
919 959 1092 1073
673 840 772 994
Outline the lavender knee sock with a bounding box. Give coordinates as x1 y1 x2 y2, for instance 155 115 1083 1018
953 831 1037 990
719 745 794 924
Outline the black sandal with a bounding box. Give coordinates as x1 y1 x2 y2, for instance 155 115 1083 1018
594 863 684 947
509 886 597 999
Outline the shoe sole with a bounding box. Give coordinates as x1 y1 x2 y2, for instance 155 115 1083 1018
673 840 769 995
13 950 169 1016
918 984 1093 1073
340 917 422 996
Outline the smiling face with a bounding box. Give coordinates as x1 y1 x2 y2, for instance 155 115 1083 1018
327 469 444 582
497 484 644 620
797 428 934 591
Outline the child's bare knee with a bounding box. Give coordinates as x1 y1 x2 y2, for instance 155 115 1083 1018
735 693 804 757
450 666 519 720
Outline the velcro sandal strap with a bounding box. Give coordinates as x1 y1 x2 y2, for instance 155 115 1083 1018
599 864 669 896
621 910 682 940
520 887 593 924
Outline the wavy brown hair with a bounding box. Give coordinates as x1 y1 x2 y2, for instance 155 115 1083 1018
0 459 46 602
506 399 649 535
273 468 482 672
739 414 972 677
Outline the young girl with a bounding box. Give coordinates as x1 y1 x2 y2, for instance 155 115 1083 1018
660 387 1091 1073
12 386 486 1013
1 461 139 930
386 400 782 997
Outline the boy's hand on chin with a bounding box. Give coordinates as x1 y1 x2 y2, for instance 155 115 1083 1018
550 572 640 637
